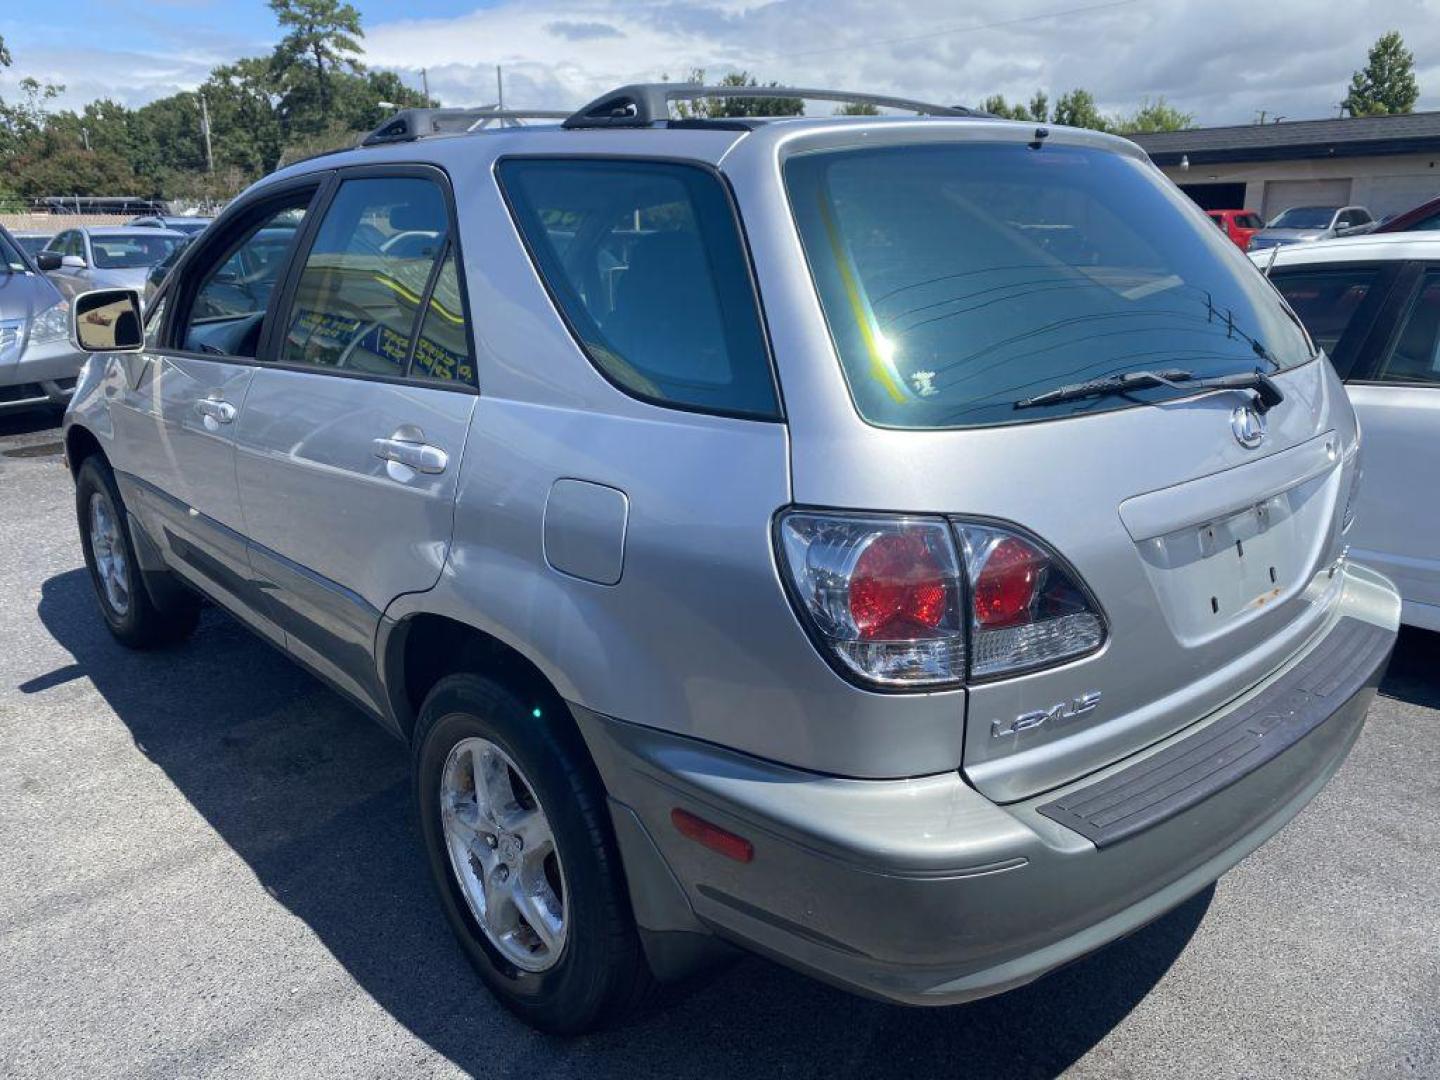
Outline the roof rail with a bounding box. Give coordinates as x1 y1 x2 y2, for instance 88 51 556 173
363 106 570 146
563 83 977 129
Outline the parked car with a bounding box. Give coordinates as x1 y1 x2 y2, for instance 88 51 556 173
62 86 1400 1034
36 226 187 301
0 224 85 414
142 236 193 308
128 214 213 236
1254 232 1440 631
12 232 54 258
1206 208 1265 251
1249 205 1374 251
1374 194 1440 234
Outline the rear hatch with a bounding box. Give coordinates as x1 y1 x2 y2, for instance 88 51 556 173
773 126 1357 802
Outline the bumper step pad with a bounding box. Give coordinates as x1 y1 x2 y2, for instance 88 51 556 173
1038 617 1392 848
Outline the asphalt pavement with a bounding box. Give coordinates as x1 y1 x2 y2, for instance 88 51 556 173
1 409 1436 1079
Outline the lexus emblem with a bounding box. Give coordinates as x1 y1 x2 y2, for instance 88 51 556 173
1231 403 1267 449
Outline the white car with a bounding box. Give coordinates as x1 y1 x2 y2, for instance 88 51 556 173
1255 233 1440 630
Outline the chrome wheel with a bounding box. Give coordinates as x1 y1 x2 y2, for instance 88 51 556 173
440 736 568 972
88 490 131 617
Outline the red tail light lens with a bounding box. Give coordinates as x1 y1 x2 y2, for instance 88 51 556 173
850 533 949 639
777 514 966 687
971 536 1043 628
957 524 1105 678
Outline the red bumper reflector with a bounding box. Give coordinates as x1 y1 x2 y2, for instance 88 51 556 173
670 808 754 863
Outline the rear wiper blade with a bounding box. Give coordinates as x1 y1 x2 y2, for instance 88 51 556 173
1015 367 1285 413
1015 368 1193 409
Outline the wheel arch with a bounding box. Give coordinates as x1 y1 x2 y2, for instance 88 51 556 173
64 423 105 478
382 612 575 745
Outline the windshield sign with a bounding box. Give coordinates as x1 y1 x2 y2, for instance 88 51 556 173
784 142 1314 428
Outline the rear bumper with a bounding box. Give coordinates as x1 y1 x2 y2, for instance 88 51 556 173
576 562 1400 1005
0 338 85 412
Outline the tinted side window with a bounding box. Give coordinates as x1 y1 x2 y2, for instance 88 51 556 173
1376 271 1440 385
409 252 475 386
1271 267 1380 356
1239 214 1265 230
499 159 779 419
279 176 449 377
179 200 309 359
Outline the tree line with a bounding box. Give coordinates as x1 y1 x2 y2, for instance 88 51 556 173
0 21 1424 204
0 0 431 205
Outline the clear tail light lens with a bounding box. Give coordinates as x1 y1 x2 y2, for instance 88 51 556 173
777 514 966 687
776 511 1106 688
956 524 1105 678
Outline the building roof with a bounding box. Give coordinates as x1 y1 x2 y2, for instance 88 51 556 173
1130 110 1440 166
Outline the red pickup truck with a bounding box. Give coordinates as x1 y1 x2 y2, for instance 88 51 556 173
1206 209 1265 251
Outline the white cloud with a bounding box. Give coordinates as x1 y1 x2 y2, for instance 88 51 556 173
7 0 1440 125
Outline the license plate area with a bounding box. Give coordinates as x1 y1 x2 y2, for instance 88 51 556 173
1135 472 1331 645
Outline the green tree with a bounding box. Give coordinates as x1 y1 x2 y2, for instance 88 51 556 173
1116 96 1195 133
268 0 365 122
1344 31 1420 116
1052 88 1110 132
9 145 141 198
676 70 803 118
202 59 284 177
981 94 1032 120
1028 90 1049 124
836 100 880 115
0 34 11 68
0 77 64 158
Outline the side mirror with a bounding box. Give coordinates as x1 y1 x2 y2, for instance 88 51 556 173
73 289 144 353
35 251 62 272
61 254 88 269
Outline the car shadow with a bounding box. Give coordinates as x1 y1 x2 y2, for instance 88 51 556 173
34 567 1209 1078
1378 626 1440 710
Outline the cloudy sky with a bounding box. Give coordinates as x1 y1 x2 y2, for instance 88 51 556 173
4 0 1440 127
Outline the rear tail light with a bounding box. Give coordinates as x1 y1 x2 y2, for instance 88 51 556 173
777 511 1104 688
955 524 1105 678
776 514 966 687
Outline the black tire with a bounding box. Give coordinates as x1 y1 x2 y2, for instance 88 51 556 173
413 674 653 1034
75 455 200 649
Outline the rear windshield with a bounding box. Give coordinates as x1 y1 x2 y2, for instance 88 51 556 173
91 233 183 269
784 142 1314 429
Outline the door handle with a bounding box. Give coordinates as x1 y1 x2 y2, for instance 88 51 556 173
373 427 448 475
196 396 236 424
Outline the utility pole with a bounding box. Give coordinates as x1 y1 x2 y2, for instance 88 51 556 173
1254 109 1267 125
497 65 504 110
197 92 214 173
421 67 430 102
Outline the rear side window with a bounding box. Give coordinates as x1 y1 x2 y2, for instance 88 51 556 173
1239 214 1264 230
785 143 1314 429
499 159 779 419
279 176 460 381
1270 267 1380 357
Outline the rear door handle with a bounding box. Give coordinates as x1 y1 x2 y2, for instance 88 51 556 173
196 396 236 424
373 426 448 475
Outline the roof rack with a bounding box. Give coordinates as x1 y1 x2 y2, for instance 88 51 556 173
363 106 570 146
563 83 977 129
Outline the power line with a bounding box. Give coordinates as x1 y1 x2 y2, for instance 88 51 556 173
772 0 1144 61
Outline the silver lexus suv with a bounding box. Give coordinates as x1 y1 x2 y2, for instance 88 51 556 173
61 84 1401 1034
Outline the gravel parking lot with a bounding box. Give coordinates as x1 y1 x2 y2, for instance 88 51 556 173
1 410 1437 1079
